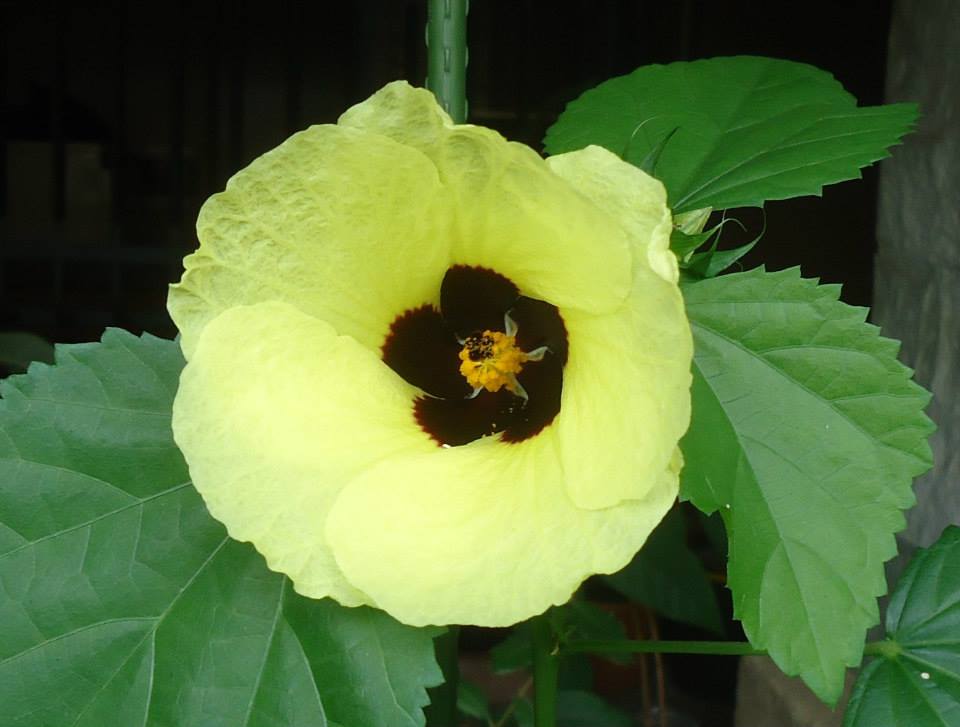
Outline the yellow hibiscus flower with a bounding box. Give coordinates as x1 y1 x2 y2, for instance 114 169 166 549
168 81 692 627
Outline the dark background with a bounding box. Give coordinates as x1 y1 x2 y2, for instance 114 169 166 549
2 0 893 347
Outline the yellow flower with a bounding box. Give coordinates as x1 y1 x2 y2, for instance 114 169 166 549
168 82 692 627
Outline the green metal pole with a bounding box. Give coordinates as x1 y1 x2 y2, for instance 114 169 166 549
426 0 468 122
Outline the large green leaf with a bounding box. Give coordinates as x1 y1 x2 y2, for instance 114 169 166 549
544 56 916 213
507 693 630 727
554 691 631 727
680 268 934 703
844 526 960 727
603 506 723 634
0 330 442 727
455 680 491 723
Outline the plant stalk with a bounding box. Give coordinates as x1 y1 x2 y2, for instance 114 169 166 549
426 0 468 122
566 638 890 660
531 613 559 727
864 640 897 658
564 639 766 657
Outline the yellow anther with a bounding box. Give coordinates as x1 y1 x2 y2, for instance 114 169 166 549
459 330 528 394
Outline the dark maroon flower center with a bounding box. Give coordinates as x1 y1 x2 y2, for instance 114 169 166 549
381 265 567 446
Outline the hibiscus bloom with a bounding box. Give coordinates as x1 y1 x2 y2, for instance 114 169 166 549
168 82 692 627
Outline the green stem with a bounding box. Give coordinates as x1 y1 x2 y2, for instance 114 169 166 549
531 614 559 727
426 0 468 122
492 677 532 727
564 639 766 657
566 638 890 660
864 640 899 658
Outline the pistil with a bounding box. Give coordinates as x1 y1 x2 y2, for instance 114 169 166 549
458 316 548 399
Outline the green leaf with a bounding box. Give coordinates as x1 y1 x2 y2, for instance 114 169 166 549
0 329 442 727
554 691 631 727
680 268 934 704
544 56 917 212
500 693 630 727
281 595 442 727
511 699 534 727
843 526 960 727
557 654 594 692
685 233 758 279
671 227 715 260
491 625 533 674
637 126 679 175
603 507 724 634
563 600 628 643
456 680 491 723
560 601 631 669
674 215 756 278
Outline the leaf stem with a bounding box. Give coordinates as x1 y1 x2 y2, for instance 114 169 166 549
563 639 766 657
492 677 532 727
565 638 892 660
426 0 468 122
531 613 559 727
864 639 900 658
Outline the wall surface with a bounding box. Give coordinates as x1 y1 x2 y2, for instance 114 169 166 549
874 0 960 565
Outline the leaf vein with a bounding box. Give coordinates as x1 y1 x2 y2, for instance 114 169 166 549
0 481 192 562
691 321 926 464
676 121 904 209
240 575 288 727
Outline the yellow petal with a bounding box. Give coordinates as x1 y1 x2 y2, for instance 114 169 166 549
326 436 680 627
172 301 435 605
558 262 692 509
540 146 690 509
168 124 452 359
337 79 454 149
339 82 633 314
547 145 677 283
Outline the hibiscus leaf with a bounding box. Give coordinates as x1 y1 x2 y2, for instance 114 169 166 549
554 691 632 727
843 526 960 727
0 329 442 727
603 506 723 634
679 268 934 704
543 56 917 213
456 680 491 722
471 689 628 727
491 624 533 674
686 238 757 278
671 227 715 261
512 699 535 727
